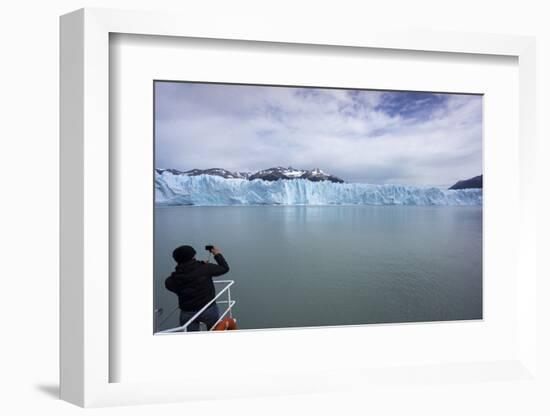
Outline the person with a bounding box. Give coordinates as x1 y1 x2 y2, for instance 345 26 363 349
165 245 230 331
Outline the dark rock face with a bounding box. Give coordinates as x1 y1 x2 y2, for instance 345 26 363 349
449 175 483 190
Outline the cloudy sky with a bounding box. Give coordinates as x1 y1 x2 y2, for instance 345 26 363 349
155 81 482 187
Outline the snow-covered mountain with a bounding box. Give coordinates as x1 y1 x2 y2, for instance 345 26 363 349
249 167 344 183
302 168 344 183
155 172 482 206
155 168 185 176
155 168 250 179
155 166 344 183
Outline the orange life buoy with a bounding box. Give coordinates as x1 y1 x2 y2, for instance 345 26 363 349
213 317 238 331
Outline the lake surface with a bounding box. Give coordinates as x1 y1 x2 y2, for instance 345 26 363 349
154 205 482 332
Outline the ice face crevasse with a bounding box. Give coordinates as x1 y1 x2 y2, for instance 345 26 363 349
154 172 483 206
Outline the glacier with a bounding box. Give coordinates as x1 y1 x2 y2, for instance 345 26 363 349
155 172 482 206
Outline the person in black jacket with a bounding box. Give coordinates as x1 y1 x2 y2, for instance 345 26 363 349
165 245 230 331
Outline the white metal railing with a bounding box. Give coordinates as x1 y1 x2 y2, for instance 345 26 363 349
156 280 235 334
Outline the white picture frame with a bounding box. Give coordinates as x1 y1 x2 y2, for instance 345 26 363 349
60 7 538 407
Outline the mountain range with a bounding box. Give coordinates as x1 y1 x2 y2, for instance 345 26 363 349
156 167 483 190
155 166 345 183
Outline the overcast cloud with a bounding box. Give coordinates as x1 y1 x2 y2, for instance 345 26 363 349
155 82 482 187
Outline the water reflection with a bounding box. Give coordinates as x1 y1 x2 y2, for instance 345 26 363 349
154 205 482 331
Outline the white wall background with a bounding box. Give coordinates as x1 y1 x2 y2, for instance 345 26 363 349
0 0 548 415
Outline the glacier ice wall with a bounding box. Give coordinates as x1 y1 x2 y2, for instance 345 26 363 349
155 172 482 206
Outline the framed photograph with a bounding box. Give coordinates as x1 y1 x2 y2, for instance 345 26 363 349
153 81 484 335
60 8 538 407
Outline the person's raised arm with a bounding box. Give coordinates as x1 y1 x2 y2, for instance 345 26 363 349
206 246 230 277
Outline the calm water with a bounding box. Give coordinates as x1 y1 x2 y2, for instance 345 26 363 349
154 205 482 331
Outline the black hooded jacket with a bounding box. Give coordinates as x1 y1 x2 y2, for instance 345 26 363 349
165 254 230 311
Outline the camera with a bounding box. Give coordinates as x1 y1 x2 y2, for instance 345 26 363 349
205 245 214 251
